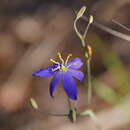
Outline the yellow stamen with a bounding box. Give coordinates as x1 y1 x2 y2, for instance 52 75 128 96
50 58 60 65
57 52 64 65
65 53 72 64
52 66 60 71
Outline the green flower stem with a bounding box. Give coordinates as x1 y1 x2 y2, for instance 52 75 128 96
74 9 93 105
74 19 84 46
47 113 68 117
38 108 68 117
36 107 68 117
67 98 72 110
87 59 92 105
83 21 91 42
81 39 92 106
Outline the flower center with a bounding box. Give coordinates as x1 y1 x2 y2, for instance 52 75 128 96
60 65 68 72
50 52 73 72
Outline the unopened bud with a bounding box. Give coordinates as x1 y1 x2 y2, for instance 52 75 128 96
30 98 38 110
76 6 86 19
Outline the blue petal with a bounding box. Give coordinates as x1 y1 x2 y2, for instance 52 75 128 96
67 58 83 69
61 72 77 100
32 66 57 77
69 68 84 81
49 73 61 97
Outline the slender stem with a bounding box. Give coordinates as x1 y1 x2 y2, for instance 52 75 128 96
81 24 92 106
74 19 83 42
87 59 92 105
83 23 91 41
67 98 72 110
74 10 93 106
81 39 85 47
82 18 93 106
47 113 68 117
35 109 68 117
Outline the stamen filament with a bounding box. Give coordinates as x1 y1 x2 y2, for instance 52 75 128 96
50 59 60 65
52 66 60 71
57 52 64 65
67 63 76 68
65 53 72 64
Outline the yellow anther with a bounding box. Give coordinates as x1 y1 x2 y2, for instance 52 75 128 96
57 52 64 65
50 58 59 65
65 53 72 64
52 66 60 71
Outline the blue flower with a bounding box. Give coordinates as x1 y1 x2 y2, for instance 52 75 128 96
32 52 84 100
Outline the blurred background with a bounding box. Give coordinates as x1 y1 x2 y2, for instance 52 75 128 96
0 0 130 130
